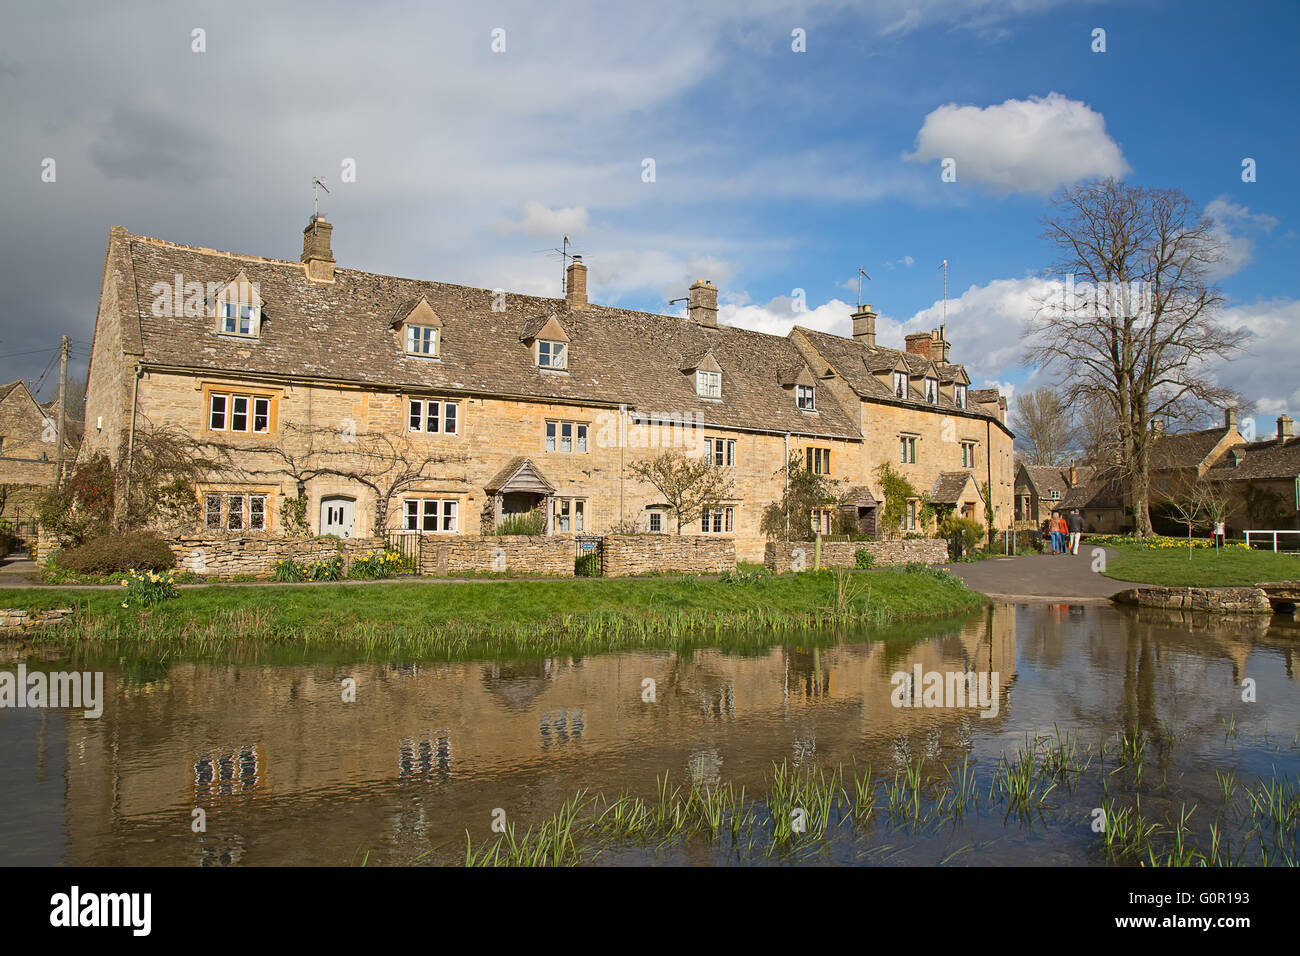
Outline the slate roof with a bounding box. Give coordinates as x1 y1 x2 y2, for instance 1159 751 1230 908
791 327 1011 433
1204 437 1300 481
1149 427 1236 472
1018 464 1095 497
108 230 860 441
931 471 979 505
1058 472 1126 511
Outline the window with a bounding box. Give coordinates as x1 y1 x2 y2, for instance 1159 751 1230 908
648 511 663 533
696 370 721 398
961 441 976 468
204 493 266 532
905 499 919 531
925 377 938 403
701 506 735 533
806 447 831 475
893 371 907 399
545 420 587 453
706 437 736 467
405 324 438 356
1049 489 1062 501
810 509 834 534
408 399 459 434
899 435 917 464
538 340 567 369
552 498 586 533
955 384 967 409
207 391 272 433
796 385 816 410
403 498 458 533
220 302 258 336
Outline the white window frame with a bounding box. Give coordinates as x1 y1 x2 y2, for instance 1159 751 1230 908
700 506 735 534
696 370 721 399
537 340 567 370
648 510 664 533
220 301 258 337
208 392 271 434
955 384 967 409
893 371 907 398
404 498 459 533
552 497 586 533
405 324 439 357
961 441 976 468
706 437 736 467
900 435 917 464
545 420 587 453
925 377 939 403
408 398 459 435
796 385 816 411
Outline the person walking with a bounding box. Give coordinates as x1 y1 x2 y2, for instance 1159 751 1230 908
1213 519 1225 549
1051 513 1066 555
1067 509 1083 555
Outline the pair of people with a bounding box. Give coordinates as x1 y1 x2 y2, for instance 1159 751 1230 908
1047 511 1084 555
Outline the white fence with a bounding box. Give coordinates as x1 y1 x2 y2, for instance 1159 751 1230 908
1243 530 1300 553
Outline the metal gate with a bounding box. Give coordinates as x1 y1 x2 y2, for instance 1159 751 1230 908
574 535 603 576
386 530 423 574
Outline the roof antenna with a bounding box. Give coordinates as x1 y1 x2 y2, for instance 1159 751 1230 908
856 267 870 310
312 176 330 222
938 259 948 339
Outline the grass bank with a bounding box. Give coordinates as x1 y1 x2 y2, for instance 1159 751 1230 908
1098 539 1300 587
0 567 987 662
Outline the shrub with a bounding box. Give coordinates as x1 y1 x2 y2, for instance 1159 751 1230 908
854 548 875 569
60 531 175 575
939 515 986 555
118 568 179 607
38 454 115 546
495 508 547 536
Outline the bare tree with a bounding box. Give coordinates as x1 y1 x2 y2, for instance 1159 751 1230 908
1193 478 1232 553
1075 391 1122 467
1024 179 1246 535
629 450 735 535
1010 388 1074 466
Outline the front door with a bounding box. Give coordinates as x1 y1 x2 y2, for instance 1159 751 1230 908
320 496 355 538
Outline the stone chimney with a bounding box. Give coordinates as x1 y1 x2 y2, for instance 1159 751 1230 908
904 332 933 360
851 304 877 346
302 216 336 283
1225 407 1237 431
689 280 718 327
565 256 588 310
1278 415 1294 444
932 329 950 364
1068 463 1077 486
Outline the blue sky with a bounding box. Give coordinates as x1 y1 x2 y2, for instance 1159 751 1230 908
1 0 1296 430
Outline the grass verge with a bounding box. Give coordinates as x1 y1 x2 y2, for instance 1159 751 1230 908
1099 540 1300 587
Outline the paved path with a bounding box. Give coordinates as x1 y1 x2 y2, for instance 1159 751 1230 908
941 548 1145 603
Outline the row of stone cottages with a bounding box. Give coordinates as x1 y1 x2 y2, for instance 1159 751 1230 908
69 215 1014 575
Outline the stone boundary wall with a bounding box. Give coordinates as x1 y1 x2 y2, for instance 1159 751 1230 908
1112 586 1274 615
765 538 948 573
419 536 575 577
0 606 74 631
169 535 388 578
603 535 737 577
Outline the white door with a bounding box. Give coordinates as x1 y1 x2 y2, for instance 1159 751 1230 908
320 497 355 538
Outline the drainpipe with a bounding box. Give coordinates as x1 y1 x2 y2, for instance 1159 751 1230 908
784 432 791 539
124 362 142 522
986 418 994 548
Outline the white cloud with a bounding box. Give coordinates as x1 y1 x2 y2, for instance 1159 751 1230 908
719 296 856 337
906 92 1130 195
498 200 589 238
1214 297 1299 424
1205 196 1279 279
884 255 915 269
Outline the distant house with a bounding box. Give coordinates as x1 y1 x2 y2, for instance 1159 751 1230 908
1014 463 1095 527
0 380 76 522
1203 416 1299 534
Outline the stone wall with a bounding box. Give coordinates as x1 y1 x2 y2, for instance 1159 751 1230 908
168 535 388 578
764 537 948 573
603 534 737 577
0 606 74 631
1111 586 1273 615
418 535 574 576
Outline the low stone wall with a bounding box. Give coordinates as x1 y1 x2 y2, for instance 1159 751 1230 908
419 535 574 577
0 606 74 631
603 535 737 577
765 538 948 573
170 535 387 578
1111 586 1273 615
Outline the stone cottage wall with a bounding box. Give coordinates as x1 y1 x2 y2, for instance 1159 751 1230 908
603 534 736 577
168 535 388 578
418 535 575 576
764 538 948 573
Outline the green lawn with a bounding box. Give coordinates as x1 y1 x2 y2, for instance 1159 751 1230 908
1101 542 1300 587
0 568 987 661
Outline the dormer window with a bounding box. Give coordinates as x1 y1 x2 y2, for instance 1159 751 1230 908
696 370 721 398
538 339 567 370
405 324 439 356
955 384 967 409
796 384 816 411
925 377 939 403
220 302 258 336
893 371 907 399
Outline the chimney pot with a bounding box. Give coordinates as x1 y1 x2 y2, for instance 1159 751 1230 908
301 215 335 283
565 255 589 310
1278 415 1294 443
851 304 877 346
689 279 718 327
1225 407 1237 431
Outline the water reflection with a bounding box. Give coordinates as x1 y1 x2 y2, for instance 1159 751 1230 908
0 602 1296 865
